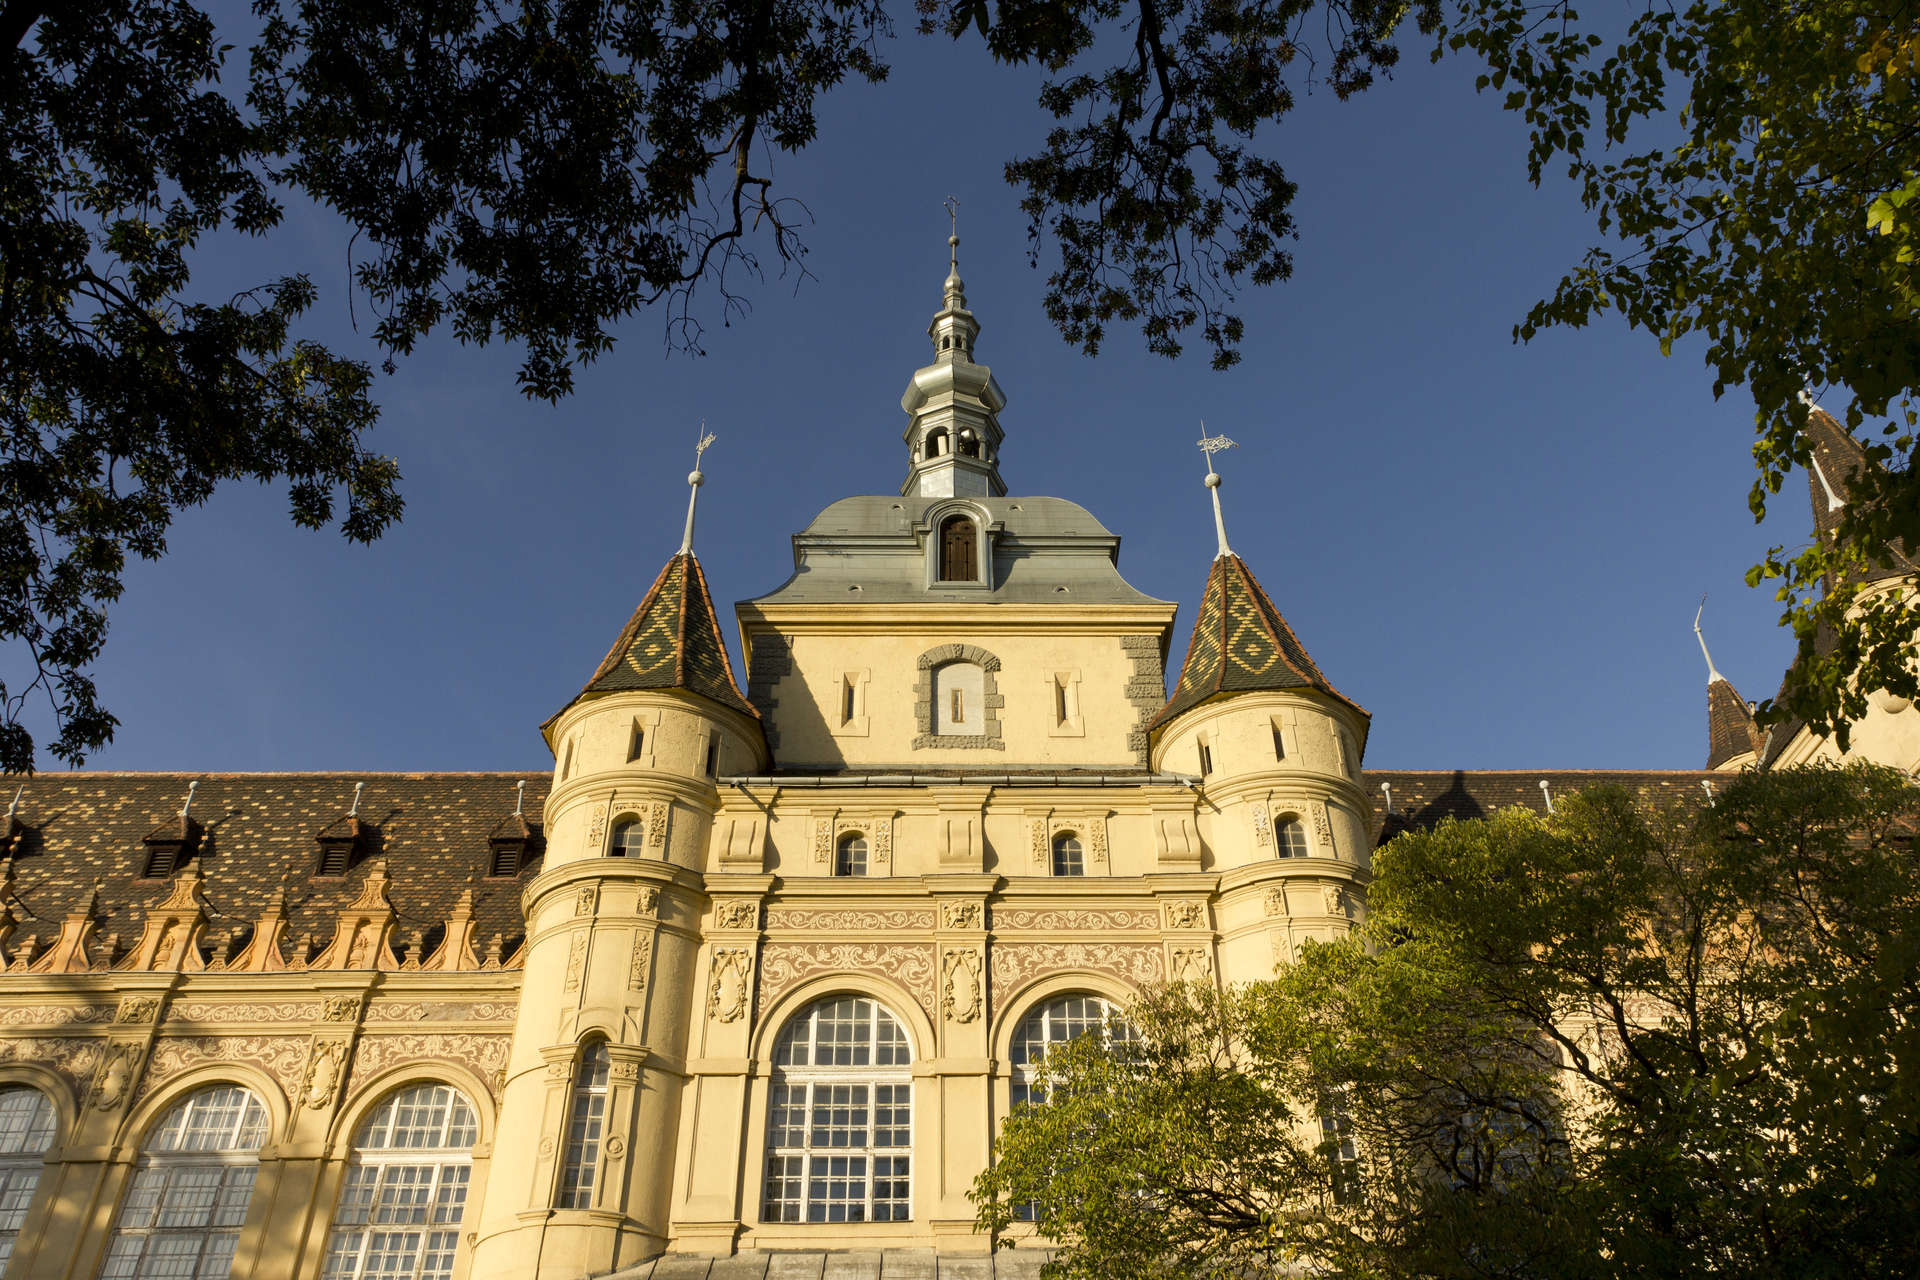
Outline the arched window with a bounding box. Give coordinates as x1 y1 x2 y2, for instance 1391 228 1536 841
0 1088 56 1269
762 996 912 1223
608 818 644 857
924 429 947 459
101 1085 268 1278
937 516 977 582
321 1083 478 1280
1050 833 1084 877
1276 818 1310 858
557 1042 611 1209
835 834 868 878
1009 994 1138 1108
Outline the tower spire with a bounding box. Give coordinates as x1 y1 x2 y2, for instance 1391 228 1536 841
680 425 715 555
1693 595 1726 685
899 202 1007 498
1197 428 1237 558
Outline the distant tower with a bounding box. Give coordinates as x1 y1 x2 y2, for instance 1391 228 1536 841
1696 601 1762 771
1146 436 1373 977
900 213 1007 498
471 442 766 1275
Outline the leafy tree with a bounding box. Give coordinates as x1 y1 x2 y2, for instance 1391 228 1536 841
973 764 1920 1279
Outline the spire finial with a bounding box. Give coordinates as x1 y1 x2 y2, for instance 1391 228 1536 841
1197 425 1238 558
680 423 715 554
1693 594 1726 685
940 195 966 309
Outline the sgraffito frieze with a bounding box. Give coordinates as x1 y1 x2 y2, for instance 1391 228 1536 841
0 1004 112 1027
993 908 1158 932
137 1035 306 1107
351 1033 511 1096
757 942 935 1024
990 942 1163 999
764 909 935 932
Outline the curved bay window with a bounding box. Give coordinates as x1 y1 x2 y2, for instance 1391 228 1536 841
835 833 868 878
321 1083 478 1280
762 996 912 1223
557 1042 611 1209
0 1087 56 1269
608 818 644 857
1276 818 1310 858
937 515 978 582
100 1085 269 1279
1050 832 1084 878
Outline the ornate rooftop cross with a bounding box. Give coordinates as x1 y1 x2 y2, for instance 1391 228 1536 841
1197 425 1238 558
681 422 716 554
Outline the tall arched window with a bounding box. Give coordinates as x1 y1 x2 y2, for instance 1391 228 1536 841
937 516 978 582
762 996 912 1223
1009 994 1138 1108
557 1042 611 1209
321 1083 478 1280
1276 818 1310 858
0 1087 56 1269
1050 833 1084 877
835 834 867 877
101 1085 268 1278
608 818 644 857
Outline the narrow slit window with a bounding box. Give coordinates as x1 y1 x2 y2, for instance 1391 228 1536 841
560 739 575 781
1272 719 1287 761
842 677 857 726
1054 678 1069 725
950 689 965 725
705 735 720 778
627 725 645 762
1198 741 1213 777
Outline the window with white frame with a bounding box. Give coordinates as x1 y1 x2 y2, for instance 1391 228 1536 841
1007 994 1139 1221
1276 817 1310 858
320 1083 478 1280
1319 1095 1363 1205
99 1085 269 1280
1050 832 1084 878
0 1087 56 1270
762 996 912 1224
557 1042 610 1209
835 833 868 877
608 818 644 857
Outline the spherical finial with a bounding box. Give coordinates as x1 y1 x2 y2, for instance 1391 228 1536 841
1204 472 1221 489
949 234 959 249
688 470 704 487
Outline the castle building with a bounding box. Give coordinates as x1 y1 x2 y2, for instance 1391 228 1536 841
0 244 1904 1280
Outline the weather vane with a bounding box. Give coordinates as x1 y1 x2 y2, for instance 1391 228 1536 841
681 422 716 554
1195 422 1237 558
692 421 716 470
944 195 960 239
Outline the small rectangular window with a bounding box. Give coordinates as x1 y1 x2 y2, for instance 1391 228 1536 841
1054 678 1069 725
1272 718 1286 761
843 677 857 726
560 739 575 781
1198 742 1213 776
704 735 720 778
627 725 645 762
950 689 965 725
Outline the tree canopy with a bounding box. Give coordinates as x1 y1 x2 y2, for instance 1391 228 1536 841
973 764 1920 1279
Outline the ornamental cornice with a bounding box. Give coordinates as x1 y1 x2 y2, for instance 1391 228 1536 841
735 601 1178 633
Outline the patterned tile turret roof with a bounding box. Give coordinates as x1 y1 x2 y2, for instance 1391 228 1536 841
564 552 756 722
1147 553 1366 734
1706 677 1763 770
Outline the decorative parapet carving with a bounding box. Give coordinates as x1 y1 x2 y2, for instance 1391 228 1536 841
941 948 983 1023
712 901 759 931
941 901 981 931
120 869 208 972
764 909 935 932
421 886 482 972
226 878 292 973
1163 901 1206 930
303 1039 351 1109
757 942 935 1025
1170 947 1214 986
991 943 1163 999
37 881 103 973
994 908 1158 931
309 863 400 970
707 947 753 1023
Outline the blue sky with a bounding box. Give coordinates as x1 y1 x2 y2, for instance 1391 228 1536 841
52 19 1809 774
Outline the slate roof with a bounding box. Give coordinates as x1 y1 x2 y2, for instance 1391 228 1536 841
569 553 755 720
0 772 546 960
1147 554 1366 733
1706 678 1763 770
1365 769 1722 847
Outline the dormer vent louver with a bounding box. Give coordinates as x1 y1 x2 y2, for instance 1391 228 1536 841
315 785 373 878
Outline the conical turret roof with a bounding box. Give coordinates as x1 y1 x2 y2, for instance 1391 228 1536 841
1146 554 1366 734
1705 677 1762 769
552 553 756 727
1804 404 1915 579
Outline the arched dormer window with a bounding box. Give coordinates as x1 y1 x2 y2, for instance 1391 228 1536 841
1276 817 1309 858
1051 832 1084 877
608 818 644 857
835 833 868 877
937 515 978 582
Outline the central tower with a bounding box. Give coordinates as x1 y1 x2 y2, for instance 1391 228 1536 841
900 233 1007 498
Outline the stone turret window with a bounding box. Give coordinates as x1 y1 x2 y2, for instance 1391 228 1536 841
937 516 977 581
835 834 868 878
1276 818 1309 858
101 1086 268 1278
321 1083 477 1280
557 1042 610 1209
0 1088 55 1270
762 996 912 1223
1050 833 1084 878
608 819 644 857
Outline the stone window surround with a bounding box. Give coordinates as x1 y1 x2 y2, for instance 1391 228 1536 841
912 644 1005 751
913 501 1001 592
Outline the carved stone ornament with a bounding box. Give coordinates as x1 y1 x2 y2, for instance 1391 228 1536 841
990 943 1163 999
707 947 753 1023
941 948 983 1023
1311 800 1334 849
609 1060 640 1084
766 908 934 932
1171 947 1213 986
1030 819 1048 867
628 933 653 991
353 1033 510 1091
564 930 589 992
647 800 670 848
539 1136 556 1157
1088 817 1109 869
321 995 361 1023
115 996 160 1024
303 1039 349 1109
1251 803 1272 848
575 886 598 917
1263 886 1286 917
587 807 608 852
758 943 936 1025
813 819 833 866
941 901 981 931
606 1135 627 1158
713 900 758 930
636 886 660 914
547 1061 571 1081
1165 901 1204 930
872 817 893 871
91 1042 143 1110
1322 884 1346 917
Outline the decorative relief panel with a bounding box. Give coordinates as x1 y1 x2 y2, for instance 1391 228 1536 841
628 933 653 991
1310 800 1334 851
712 901 759 931
575 886 599 917
303 1039 350 1109
757 943 936 1024
92 1042 147 1110
764 909 935 932
1030 817 1048 868
1263 887 1286 917
138 1035 306 1108
647 800 670 849
1163 901 1206 930
872 816 893 873
941 949 983 1023
1088 816 1109 871
813 818 834 867
1170 947 1214 986
993 908 1158 932
564 931 589 992
115 997 161 1024
941 901 981 931
170 1001 321 1025
587 807 608 853
636 886 660 915
990 943 1163 998
1251 802 1272 848
351 1033 511 1095
0 1005 112 1027
707 948 753 1023
0 1036 97 1095
321 995 361 1023
1322 884 1349 918
365 1002 517 1024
